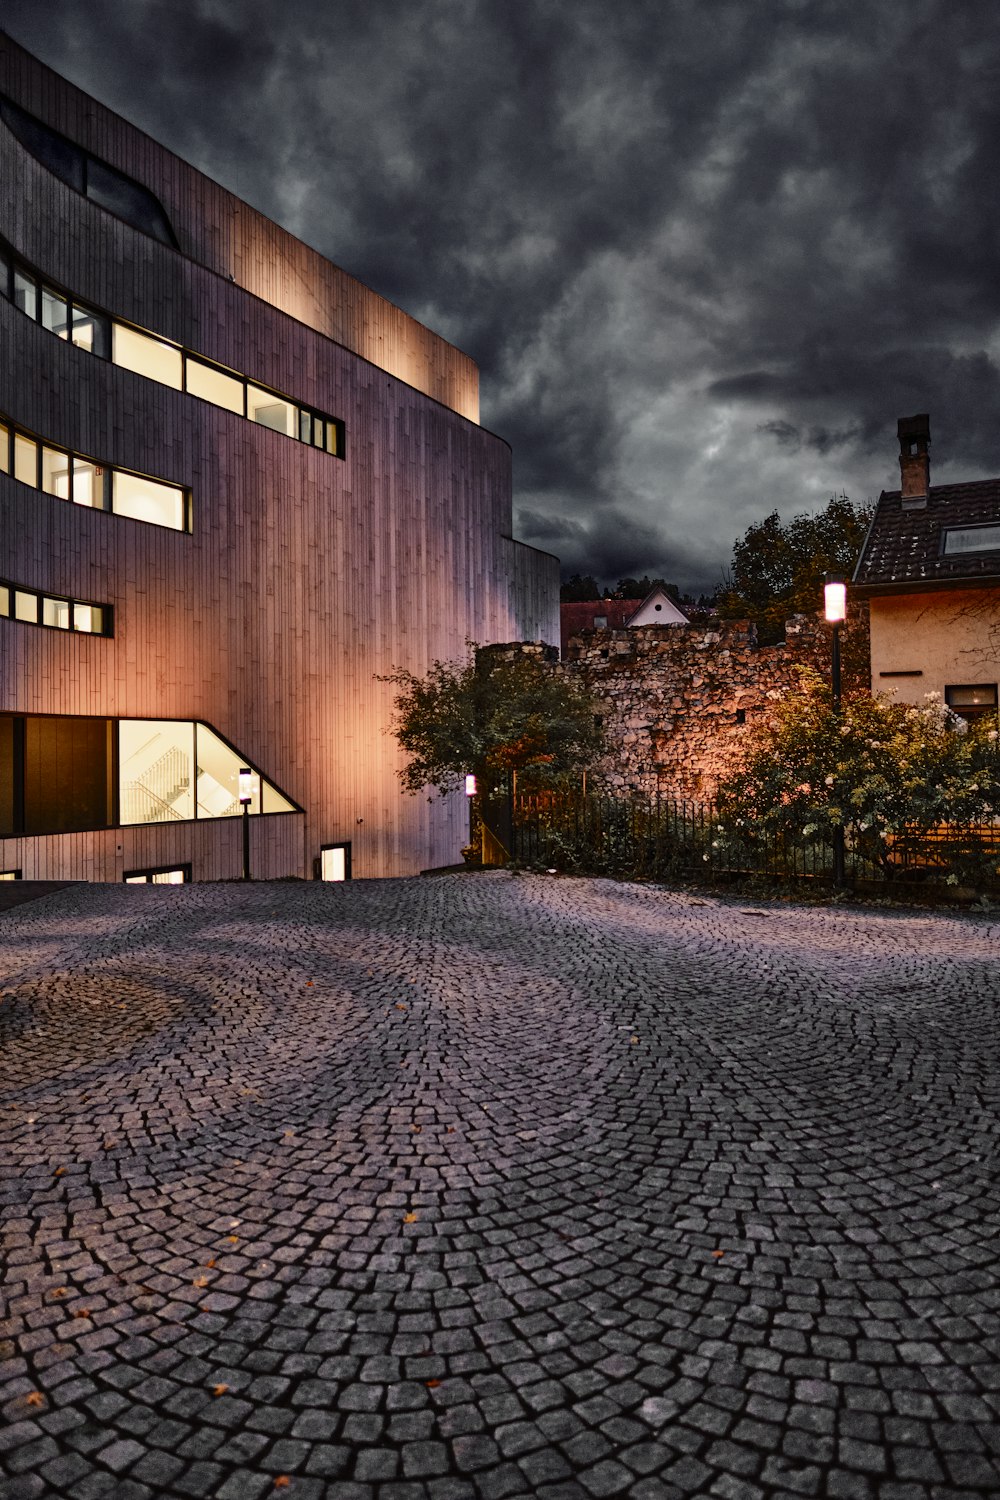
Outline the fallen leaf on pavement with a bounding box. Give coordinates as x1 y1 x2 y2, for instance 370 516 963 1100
193 1276 209 1288
403 1212 418 1223
212 1384 228 1396
25 1391 45 1407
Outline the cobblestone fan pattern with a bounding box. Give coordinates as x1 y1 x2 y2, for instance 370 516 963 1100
1 874 999 1500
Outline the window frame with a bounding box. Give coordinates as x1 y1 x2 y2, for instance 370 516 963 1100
318 841 353 881
0 712 303 838
123 864 192 885
0 411 190 534
1 234 346 460
945 683 999 724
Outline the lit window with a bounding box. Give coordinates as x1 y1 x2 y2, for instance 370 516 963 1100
0 423 8 473
71 458 109 509
326 424 339 457
299 409 313 445
112 470 186 530
73 603 106 634
943 524 1000 556
113 323 183 389
13 433 37 486
945 684 998 723
41 446 71 499
320 843 351 881
248 386 297 437
186 356 245 415
119 720 195 825
125 866 190 884
0 870 21 881
42 597 71 629
14 591 37 622
13 267 36 319
71 303 110 358
0 585 8 615
41 286 70 338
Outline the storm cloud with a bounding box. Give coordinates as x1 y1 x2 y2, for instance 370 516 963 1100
8 0 1000 593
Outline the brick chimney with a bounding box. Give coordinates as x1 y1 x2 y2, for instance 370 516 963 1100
898 413 930 508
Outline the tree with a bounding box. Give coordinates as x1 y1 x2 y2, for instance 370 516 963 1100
607 576 679 600
381 647 605 797
560 574 601 602
717 493 872 644
715 669 1000 881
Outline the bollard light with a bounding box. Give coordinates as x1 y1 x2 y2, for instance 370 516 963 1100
239 767 253 805
465 773 477 796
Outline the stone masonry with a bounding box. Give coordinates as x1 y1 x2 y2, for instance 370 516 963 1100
487 604 869 800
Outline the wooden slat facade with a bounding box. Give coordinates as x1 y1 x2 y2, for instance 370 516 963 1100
0 31 559 883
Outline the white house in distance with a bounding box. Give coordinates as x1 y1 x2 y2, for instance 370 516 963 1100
559 586 688 653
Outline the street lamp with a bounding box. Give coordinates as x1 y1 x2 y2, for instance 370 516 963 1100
239 767 252 881
824 575 846 888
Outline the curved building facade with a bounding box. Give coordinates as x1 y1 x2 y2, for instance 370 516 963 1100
0 31 558 883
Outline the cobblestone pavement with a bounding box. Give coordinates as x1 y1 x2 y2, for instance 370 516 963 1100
1 873 999 1500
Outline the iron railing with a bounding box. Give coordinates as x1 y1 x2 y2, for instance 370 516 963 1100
506 791 1000 892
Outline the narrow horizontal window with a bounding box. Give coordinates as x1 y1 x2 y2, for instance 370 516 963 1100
185 356 245 415
125 866 191 884
112 470 186 530
0 870 22 881
113 323 183 389
0 577 112 636
3 237 344 458
2 410 186 533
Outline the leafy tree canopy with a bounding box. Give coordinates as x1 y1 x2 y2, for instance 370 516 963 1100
560 574 602 602
717 492 872 643
716 670 1000 880
607 576 679 600
381 647 605 797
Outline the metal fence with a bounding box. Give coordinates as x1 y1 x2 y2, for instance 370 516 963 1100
506 791 1000 892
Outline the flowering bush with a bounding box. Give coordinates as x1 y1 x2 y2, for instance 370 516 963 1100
715 670 1000 884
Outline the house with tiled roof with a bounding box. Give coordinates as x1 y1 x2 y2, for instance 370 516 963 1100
852 414 1000 722
560 586 688 653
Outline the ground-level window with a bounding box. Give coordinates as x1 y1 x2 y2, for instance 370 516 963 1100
124 865 191 884
0 713 299 836
319 842 351 881
945 684 998 724
0 869 22 880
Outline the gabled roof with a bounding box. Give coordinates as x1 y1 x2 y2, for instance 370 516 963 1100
853 479 1000 593
624 586 689 627
560 599 635 652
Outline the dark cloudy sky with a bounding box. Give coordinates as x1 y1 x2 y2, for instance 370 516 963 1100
8 1 1000 595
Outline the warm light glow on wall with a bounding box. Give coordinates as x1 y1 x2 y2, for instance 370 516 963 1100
465 773 477 796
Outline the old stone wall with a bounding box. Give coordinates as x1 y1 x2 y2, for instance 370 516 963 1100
485 604 868 800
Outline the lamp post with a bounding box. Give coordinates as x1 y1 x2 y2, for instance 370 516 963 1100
239 767 252 881
824 575 847 889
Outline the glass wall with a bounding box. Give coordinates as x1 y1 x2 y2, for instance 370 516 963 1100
0 714 298 835
118 720 195 825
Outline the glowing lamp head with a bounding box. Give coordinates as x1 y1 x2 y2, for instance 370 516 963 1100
238 767 253 805
465 773 477 797
824 575 847 624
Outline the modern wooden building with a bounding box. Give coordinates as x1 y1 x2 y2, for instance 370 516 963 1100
0 31 558 883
